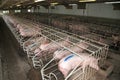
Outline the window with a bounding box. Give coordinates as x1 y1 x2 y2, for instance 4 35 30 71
28 9 31 12
15 10 21 13
3 10 9 14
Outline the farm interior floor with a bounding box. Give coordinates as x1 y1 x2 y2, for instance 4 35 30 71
0 17 120 80
0 17 42 80
107 52 120 80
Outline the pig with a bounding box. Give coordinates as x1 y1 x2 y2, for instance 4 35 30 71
23 37 45 51
19 28 30 37
15 23 22 32
58 53 99 78
112 34 120 45
19 28 39 37
16 24 22 30
34 48 41 54
53 42 89 60
34 38 51 54
39 39 51 50
35 38 70 57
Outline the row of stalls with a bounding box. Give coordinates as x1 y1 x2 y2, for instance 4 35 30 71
14 13 120 51
2 13 110 80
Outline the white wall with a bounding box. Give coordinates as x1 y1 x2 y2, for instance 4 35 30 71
33 3 120 19
39 6 49 13
86 3 120 19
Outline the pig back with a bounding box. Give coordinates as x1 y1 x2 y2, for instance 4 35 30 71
58 54 82 77
53 42 89 60
59 54 82 69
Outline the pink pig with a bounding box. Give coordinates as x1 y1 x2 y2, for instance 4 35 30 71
58 53 99 78
53 42 89 60
34 38 70 57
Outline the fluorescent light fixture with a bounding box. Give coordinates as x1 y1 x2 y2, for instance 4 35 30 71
50 2 58 6
28 9 31 12
105 1 120 4
51 2 58 5
79 0 96 2
17 4 21 7
34 0 45 2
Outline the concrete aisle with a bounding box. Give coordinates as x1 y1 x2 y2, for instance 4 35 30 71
0 31 2 80
0 17 31 80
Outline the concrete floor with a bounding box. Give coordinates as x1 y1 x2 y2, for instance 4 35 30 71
0 17 29 80
108 56 120 80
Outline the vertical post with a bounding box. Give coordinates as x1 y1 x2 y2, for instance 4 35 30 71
48 5 51 25
9 9 15 14
0 48 2 80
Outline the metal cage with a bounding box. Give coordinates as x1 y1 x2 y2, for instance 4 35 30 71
41 33 108 80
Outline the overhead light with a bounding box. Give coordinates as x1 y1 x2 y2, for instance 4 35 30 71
17 4 21 7
79 0 96 2
50 2 58 6
51 2 58 5
104 1 120 4
34 0 45 2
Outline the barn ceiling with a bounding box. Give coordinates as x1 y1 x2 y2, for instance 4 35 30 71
0 0 120 9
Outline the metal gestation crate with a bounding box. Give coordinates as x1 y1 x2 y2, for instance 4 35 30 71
3 15 26 44
23 26 60 60
22 34 45 58
4 15 108 80
41 31 108 80
8 16 41 45
3 15 43 57
32 27 72 68
31 24 84 68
